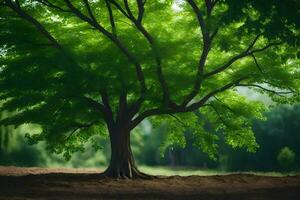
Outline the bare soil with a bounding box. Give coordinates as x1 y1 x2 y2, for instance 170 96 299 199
0 167 300 200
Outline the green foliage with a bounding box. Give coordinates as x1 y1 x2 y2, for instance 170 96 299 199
223 103 300 171
0 123 45 166
0 0 299 160
277 147 296 172
0 123 109 167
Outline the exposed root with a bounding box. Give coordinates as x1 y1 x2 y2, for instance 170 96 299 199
100 166 156 180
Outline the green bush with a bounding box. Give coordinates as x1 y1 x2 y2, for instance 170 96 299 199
277 147 296 172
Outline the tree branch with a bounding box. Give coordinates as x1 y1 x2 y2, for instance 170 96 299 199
116 88 128 125
83 0 98 23
236 83 294 96
109 0 131 18
64 0 146 99
204 0 220 15
181 0 214 106
245 33 263 52
82 96 105 112
5 0 63 50
100 91 115 130
4 0 111 120
105 0 117 36
262 80 297 93
204 35 281 78
186 0 208 42
169 114 189 128
130 108 162 129
33 0 70 12
130 77 248 129
66 120 99 140
123 0 135 19
109 0 171 109
133 25 171 107
206 103 231 129
251 53 264 74
186 77 248 111
204 0 213 16
213 96 237 114
136 0 145 23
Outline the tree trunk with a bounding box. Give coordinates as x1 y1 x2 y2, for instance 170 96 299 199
103 127 151 179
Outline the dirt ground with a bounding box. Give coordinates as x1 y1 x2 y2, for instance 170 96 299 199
0 167 300 200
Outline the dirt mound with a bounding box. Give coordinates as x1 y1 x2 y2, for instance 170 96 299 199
0 167 300 200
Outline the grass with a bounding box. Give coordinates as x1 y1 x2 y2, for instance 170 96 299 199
138 166 300 177
2 165 299 177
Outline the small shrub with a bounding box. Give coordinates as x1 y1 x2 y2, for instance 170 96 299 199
277 147 296 172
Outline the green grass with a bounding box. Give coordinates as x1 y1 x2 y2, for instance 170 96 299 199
138 166 300 177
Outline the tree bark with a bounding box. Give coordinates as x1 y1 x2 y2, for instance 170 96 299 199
103 126 151 179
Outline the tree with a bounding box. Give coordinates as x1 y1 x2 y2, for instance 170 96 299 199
0 112 14 153
0 0 299 178
277 147 296 172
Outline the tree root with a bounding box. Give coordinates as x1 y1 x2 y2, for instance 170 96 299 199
100 166 156 180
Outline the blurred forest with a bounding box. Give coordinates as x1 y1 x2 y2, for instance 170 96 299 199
0 103 299 172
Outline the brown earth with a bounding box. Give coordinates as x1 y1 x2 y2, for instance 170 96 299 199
0 167 300 200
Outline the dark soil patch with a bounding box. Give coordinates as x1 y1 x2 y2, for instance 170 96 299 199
0 167 300 200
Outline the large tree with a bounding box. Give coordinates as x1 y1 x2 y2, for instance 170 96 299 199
0 0 299 178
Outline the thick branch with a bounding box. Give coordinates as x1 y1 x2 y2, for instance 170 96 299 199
100 91 115 131
130 77 248 128
82 96 105 112
130 108 162 129
186 77 248 111
116 88 128 125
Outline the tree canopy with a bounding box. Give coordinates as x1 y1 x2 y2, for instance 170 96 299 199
0 0 299 178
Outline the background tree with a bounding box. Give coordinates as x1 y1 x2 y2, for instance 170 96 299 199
0 112 14 153
0 0 299 178
226 104 300 171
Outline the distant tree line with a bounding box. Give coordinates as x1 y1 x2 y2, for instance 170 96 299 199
1 104 299 172
138 104 300 171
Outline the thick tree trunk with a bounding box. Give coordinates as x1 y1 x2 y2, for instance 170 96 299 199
103 127 151 179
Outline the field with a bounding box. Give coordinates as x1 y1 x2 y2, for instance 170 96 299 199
0 166 300 200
